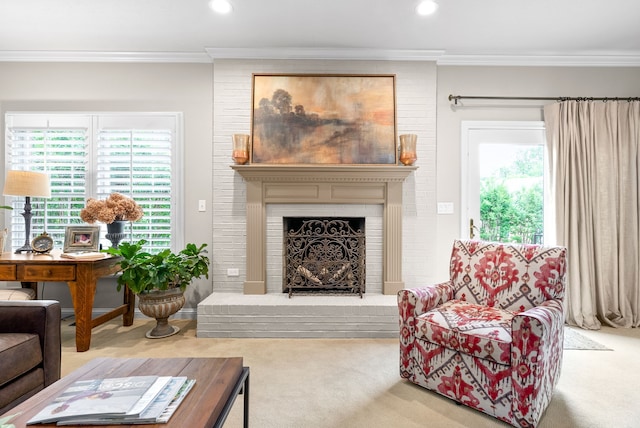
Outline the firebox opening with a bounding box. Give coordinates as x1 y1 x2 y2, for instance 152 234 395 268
283 217 366 298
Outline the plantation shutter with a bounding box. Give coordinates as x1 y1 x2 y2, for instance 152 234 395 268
5 115 90 250
95 115 175 249
4 113 181 253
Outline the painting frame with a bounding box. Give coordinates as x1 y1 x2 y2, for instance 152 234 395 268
251 73 397 165
63 226 100 253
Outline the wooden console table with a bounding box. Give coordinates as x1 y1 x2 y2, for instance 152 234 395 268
0 250 134 352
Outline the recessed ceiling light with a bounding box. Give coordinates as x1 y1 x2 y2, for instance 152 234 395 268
209 0 233 14
416 0 439 16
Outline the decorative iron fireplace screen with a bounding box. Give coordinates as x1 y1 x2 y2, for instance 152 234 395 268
283 217 365 297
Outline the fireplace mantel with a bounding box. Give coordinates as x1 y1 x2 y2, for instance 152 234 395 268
231 164 417 295
232 164 417 182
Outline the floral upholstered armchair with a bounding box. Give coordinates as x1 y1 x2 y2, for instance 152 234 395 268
398 239 567 427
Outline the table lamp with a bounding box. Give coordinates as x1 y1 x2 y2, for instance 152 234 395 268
2 170 51 253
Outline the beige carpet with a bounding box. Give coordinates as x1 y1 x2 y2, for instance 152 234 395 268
61 318 640 428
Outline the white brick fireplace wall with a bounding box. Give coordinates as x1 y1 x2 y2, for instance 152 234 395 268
197 59 438 338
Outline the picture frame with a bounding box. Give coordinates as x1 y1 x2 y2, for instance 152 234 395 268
63 226 100 252
251 73 397 165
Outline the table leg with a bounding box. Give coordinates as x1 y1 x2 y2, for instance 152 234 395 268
243 368 250 428
66 279 96 352
123 285 135 326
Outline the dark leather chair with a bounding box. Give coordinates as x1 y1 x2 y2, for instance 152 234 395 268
0 300 61 414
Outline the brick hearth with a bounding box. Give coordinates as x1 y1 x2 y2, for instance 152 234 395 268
196 293 398 338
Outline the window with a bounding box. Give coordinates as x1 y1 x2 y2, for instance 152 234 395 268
4 113 183 253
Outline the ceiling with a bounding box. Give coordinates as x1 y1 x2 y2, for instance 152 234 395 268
1 0 639 65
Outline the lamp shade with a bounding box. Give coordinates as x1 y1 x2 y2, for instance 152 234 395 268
3 170 51 198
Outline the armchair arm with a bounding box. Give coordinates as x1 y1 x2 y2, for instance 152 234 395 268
0 300 61 387
398 281 455 320
397 282 455 378
510 299 564 426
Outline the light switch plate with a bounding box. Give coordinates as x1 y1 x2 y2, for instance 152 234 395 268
437 202 454 214
198 199 206 212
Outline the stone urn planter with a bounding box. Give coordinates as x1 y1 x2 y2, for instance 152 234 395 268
138 288 186 338
106 239 209 339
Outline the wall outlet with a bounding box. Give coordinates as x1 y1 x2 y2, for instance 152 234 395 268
227 268 239 277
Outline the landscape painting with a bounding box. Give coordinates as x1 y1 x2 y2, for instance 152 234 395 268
251 74 397 164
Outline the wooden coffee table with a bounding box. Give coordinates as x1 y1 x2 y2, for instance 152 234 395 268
1 357 249 428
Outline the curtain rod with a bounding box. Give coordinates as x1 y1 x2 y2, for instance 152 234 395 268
448 94 640 105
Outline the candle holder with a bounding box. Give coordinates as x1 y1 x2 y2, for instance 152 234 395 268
399 134 417 166
232 134 250 165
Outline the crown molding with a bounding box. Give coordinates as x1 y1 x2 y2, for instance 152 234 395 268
437 54 640 67
206 47 446 61
0 51 212 63
0 49 639 67
207 49 640 66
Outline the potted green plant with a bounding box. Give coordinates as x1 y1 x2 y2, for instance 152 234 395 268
105 239 210 338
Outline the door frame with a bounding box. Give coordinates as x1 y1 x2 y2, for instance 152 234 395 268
460 120 547 240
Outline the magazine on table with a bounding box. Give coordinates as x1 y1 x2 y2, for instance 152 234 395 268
26 375 192 425
156 378 196 423
55 377 196 425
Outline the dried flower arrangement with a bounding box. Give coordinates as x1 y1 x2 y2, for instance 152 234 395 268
80 192 143 224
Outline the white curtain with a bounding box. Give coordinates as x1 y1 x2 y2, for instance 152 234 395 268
544 100 640 329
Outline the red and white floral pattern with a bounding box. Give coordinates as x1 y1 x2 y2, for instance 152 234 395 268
398 240 567 427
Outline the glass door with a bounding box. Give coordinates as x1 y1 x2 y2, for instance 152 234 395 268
461 121 548 244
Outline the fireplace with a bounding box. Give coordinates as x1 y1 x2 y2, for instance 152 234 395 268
283 217 366 297
231 165 417 295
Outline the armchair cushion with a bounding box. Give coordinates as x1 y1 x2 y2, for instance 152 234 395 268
0 334 43 387
415 299 515 363
0 288 36 300
450 239 566 311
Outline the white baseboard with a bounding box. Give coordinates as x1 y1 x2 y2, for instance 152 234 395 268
60 307 197 321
